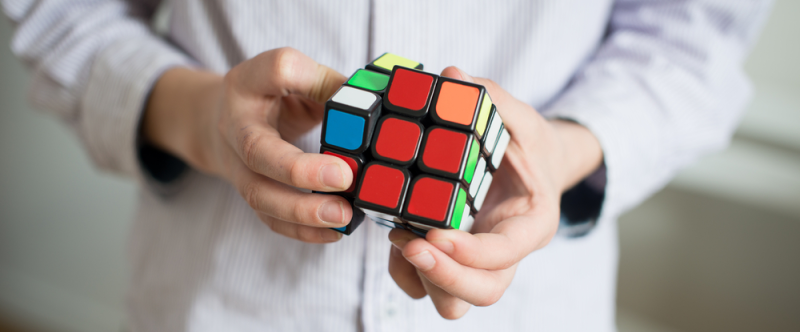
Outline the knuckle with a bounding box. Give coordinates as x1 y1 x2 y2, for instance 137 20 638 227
287 155 312 188
242 181 263 211
271 47 301 89
238 131 262 170
290 200 312 224
295 226 320 243
435 272 459 289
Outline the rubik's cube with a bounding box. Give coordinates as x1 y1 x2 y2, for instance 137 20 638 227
320 53 510 237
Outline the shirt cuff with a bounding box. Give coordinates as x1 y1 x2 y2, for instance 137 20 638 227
78 35 193 182
542 94 630 236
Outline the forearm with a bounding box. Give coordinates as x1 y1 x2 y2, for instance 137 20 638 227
142 67 224 175
549 119 603 193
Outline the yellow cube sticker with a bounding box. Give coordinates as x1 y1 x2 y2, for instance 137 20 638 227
373 53 421 72
475 93 493 137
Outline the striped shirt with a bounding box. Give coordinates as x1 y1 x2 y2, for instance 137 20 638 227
2 0 771 331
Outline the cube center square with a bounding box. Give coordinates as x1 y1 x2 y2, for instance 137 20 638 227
385 67 437 117
324 110 365 151
372 115 423 165
406 176 454 222
355 162 410 214
347 69 389 92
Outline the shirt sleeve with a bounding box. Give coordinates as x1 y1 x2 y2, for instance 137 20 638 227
2 0 193 180
541 0 773 228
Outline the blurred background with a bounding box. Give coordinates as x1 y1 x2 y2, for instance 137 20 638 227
1 1 798 331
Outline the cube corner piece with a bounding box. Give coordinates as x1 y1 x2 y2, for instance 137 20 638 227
429 76 487 133
321 86 382 154
401 174 475 232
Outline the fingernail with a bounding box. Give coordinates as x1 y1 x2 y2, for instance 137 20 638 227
319 201 345 224
406 250 436 271
321 164 345 189
429 239 454 255
390 237 411 250
322 230 343 242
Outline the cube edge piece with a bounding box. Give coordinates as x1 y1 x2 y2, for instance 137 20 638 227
366 52 424 75
382 66 439 118
353 161 412 217
319 146 365 197
344 68 390 94
416 125 477 186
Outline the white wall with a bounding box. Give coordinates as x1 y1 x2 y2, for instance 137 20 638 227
0 19 135 332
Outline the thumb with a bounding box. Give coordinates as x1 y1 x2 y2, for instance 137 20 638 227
440 66 474 83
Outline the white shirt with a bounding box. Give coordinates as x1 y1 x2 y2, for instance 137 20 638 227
2 0 770 331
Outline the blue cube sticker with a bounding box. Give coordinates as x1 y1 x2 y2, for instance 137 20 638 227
325 109 365 150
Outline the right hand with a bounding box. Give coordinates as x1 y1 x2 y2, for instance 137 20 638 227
143 47 352 243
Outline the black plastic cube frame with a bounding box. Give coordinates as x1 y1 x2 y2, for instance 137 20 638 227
366 52 424 75
429 76 487 133
382 66 438 119
369 114 424 167
401 174 465 230
320 87 383 154
353 161 412 217
416 126 479 187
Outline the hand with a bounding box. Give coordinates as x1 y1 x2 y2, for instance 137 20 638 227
142 47 354 243
388 67 603 319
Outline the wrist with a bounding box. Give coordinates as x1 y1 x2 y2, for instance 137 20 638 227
142 67 224 175
549 119 603 193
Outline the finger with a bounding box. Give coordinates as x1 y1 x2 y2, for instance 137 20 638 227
388 245 427 299
234 166 354 227
257 212 343 243
425 211 558 271
237 47 346 103
418 272 471 320
226 121 353 191
402 238 515 306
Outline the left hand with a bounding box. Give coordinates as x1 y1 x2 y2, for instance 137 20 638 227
388 67 603 319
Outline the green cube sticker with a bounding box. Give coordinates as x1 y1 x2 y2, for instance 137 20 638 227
450 188 467 230
347 69 390 92
463 138 481 184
